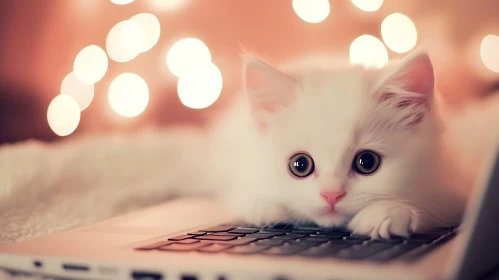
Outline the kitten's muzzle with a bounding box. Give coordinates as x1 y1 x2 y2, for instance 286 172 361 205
320 191 345 209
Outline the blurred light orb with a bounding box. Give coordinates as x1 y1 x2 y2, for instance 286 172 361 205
111 0 134 4
177 63 223 109
106 20 146 63
73 45 108 84
130 13 161 53
292 0 330 23
166 38 212 78
382 13 417 54
121 20 146 56
60 72 94 111
108 73 149 117
350 35 388 68
47 95 81 137
146 0 188 12
351 0 383 12
480 35 499 73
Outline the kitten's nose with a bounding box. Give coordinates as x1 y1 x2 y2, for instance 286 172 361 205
320 191 345 208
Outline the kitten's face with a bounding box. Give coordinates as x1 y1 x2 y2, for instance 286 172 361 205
243 53 435 227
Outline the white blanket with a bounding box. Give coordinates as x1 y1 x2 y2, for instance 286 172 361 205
0 129 203 279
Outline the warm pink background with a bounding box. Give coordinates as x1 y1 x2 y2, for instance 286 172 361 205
0 0 498 143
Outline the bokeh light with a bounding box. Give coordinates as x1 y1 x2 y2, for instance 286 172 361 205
351 0 383 12
111 0 134 4
122 20 146 57
108 73 149 117
73 45 108 84
381 13 417 54
106 20 146 63
47 95 81 137
130 13 161 53
292 0 330 23
60 72 94 111
350 35 388 68
145 0 188 12
480 35 499 73
166 38 212 78
177 63 223 109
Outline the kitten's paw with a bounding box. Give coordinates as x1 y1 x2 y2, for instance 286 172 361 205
348 202 420 239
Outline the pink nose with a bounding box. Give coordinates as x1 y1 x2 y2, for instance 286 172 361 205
320 191 345 208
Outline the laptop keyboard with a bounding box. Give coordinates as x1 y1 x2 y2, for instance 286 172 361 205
134 223 456 262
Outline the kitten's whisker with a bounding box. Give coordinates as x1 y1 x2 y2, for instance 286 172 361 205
268 208 297 228
413 207 452 227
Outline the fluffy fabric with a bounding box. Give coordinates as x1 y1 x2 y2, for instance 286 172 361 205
0 51 497 244
0 128 211 243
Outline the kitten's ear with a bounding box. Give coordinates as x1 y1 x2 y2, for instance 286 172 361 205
372 51 434 127
243 56 297 115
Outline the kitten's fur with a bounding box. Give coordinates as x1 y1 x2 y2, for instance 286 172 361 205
0 51 496 242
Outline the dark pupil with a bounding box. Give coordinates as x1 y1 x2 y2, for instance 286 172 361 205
294 156 309 173
358 153 375 171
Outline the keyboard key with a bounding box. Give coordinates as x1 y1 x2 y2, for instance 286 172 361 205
257 239 285 246
405 238 437 244
135 241 173 251
410 233 442 238
168 235 195 241
175 239 200 244
206 237 259 246
200 225 236 232
300 243 352 257
226 244 271 254
194 235 238 241
328 239 364 244
229 229 259 234
318 227 351 233
294 226 321 231
158 242 210 252
272 236 299 241
345 234 371 241
290 230 317 234
324 242 355 249
197 244 234 253
283 233 308 238
405 234 440 244
263 228 293 233
335 243 392 260
186 231 207 236
297 237 331 244
211 232 245 237
313 232 350 237
303 236 340 242
259 231 287 236
263 244 308 256
247 233 278 239
267 223 295 231
369 243 421 262
371 238 403 244
286 239 324 246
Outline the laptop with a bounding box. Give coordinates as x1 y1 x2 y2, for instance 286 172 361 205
0 145 498 280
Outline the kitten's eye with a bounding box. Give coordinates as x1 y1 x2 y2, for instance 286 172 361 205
353 150 381 175
289 153 315 178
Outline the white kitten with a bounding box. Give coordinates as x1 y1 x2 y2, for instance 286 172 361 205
210 51 466 238
1 51 493 242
